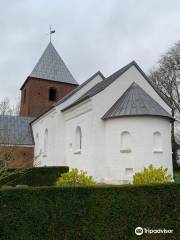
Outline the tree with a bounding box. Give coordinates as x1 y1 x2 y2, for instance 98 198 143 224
0 97 13 115
0 96 25 186
0 97 20 116
149 41 180 171
0 97 21 169
12 97 21 116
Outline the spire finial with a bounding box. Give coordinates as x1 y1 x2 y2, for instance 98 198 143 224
48 25 55 42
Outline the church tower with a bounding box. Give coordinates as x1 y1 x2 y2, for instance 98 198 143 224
20 42 78 117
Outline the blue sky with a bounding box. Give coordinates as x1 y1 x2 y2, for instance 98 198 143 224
1 0 180 102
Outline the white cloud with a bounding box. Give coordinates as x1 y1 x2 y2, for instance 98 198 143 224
0 0 180 101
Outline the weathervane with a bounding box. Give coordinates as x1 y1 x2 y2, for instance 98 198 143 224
47 25 55 42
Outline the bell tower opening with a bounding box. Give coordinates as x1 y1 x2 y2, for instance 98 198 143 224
19 42 78 117
49 88 57 101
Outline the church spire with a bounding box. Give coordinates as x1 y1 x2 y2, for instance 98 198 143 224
29 42 78 85
20 42 78 117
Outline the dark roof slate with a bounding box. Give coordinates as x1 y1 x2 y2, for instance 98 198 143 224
62 61 172 112
29 42 78 85
0 115 34 145
61 62 134 111
78 61 135 101
31 71 105 124
55 71 104 106
102 82 173 120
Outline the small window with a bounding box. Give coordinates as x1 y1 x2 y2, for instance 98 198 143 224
49 88 57 101
120 131 131 153
74 126 82 154
44 129 48 155
125 168 133 177
153 131 162 153
23 89 26 104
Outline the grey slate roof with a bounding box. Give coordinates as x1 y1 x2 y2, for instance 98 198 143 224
102 82 173 120
31 71 105 124
55 71 104 106
0 115 34 145
76 61 135 101
62 61 172 112
29 42 78 85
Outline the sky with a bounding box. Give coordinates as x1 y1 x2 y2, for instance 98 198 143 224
1 0 180 102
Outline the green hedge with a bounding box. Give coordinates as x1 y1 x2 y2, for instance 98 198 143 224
0 184 179 240
0 166 69 186
174 176 180 184
174 172 180 184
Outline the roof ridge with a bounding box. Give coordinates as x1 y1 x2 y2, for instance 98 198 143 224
102 82 173 120
55 70 105 106
61 62 138 112
62 60 172 112
130 61 172 107
84 62 136 96
106 61 136 80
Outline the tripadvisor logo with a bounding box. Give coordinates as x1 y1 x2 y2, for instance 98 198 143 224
135 227 143 236
135 227 173 235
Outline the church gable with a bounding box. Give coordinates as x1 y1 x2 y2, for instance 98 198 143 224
61 61 172 114
56 71 104 106
59 71 104 111
31 71 104 124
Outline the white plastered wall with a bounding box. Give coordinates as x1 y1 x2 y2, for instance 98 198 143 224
32 73 104 166
64 100 96 177
104 117 173 183
85 65 172 181
32 64 173 183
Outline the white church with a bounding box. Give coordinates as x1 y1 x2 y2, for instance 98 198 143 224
31 42 173 184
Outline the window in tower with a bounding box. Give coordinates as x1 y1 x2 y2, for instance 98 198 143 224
49 88 57 101
23 89 26 104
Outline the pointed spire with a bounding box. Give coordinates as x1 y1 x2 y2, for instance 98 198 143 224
29 42 78 85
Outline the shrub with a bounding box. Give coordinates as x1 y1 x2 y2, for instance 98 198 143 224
0 184 179 239
0 167 25 186
133 164 172 185
55 168 96 186
0 166 69 187
174 171 180 184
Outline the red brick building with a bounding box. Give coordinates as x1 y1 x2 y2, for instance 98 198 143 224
0 42 78 168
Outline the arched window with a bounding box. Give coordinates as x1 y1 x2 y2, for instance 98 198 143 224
49 88 57 101
153 131 162 152
74 126 82 153
120 131 131 153
44 129 48 154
